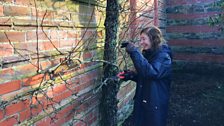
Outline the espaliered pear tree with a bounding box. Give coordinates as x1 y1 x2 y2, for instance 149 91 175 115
100 0 120 126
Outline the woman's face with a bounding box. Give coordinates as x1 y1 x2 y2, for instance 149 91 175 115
140 33 151 50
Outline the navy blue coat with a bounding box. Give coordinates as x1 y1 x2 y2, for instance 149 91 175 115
128 44 172 126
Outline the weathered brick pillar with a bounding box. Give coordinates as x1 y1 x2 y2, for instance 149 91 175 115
167 0 224 72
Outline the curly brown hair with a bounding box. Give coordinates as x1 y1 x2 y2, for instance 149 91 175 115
140 26 165 51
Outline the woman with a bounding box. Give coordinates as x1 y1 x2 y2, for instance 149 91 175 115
119 26 172 126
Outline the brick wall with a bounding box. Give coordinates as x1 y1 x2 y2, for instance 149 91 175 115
0 0 104 125
167 0 224 65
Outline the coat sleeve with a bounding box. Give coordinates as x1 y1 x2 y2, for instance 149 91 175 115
128 49 172 79
129 71 138 82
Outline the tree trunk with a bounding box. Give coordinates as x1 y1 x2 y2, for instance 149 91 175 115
100 0 119 126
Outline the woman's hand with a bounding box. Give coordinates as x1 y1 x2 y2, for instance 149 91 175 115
120 42 137 53
117 70 136 81
125 42 136 53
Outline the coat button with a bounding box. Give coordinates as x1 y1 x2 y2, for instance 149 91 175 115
140 85 142 88
155 106 158 109
142 100 147 103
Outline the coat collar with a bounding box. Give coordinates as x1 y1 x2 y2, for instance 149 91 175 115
142 48 159 62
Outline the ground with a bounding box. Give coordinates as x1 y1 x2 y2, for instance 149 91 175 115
167 72 224 126
122 64 224 126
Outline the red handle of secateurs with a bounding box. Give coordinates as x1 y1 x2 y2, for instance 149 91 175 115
117 71 125 79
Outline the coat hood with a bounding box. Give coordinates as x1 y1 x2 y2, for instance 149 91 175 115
161 44 172 60
142 44 172 61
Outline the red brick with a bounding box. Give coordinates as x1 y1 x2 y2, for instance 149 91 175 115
0 68 14 76
54 10 71 21
13 42 37 55
0 115 18 126
167 12 223 20
40 102 79 126
49 31 60 40
79 62 94 69
0 17 11 25
0 32 25 42
40 41 59 51
53 91 72 102
31 98 42 107
26 31 50 41
169 40 224 47
57 105 74 118
14 0 35 6
66 78 81 89
31 9 55 19
35 117 51 126
83 30 95 39
87 110 98 125
2 0 12 2
174 53 224 63
50 111 72 126
19 109 31 122
0 5 3 16
0 80 21 95
78 80 94 92
67 31 78 38
74 121 86 126
59 40 76 48
30 104 42 116
80 70 99 84
167 25 220 33
39 59 60 70
83 51 93 60
89 115 97 125
52 84 67 95
4 5 30 16
58 31 68 40
52 64 70 75
0 44 13 56
14 63 38 77
0 110 4 120
5 100 29 116
87 111 93 119
117 82 135 99
167 0 214 6
12 18 36 26
22 74 45 86
75 96 99 114
52 118 66 126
